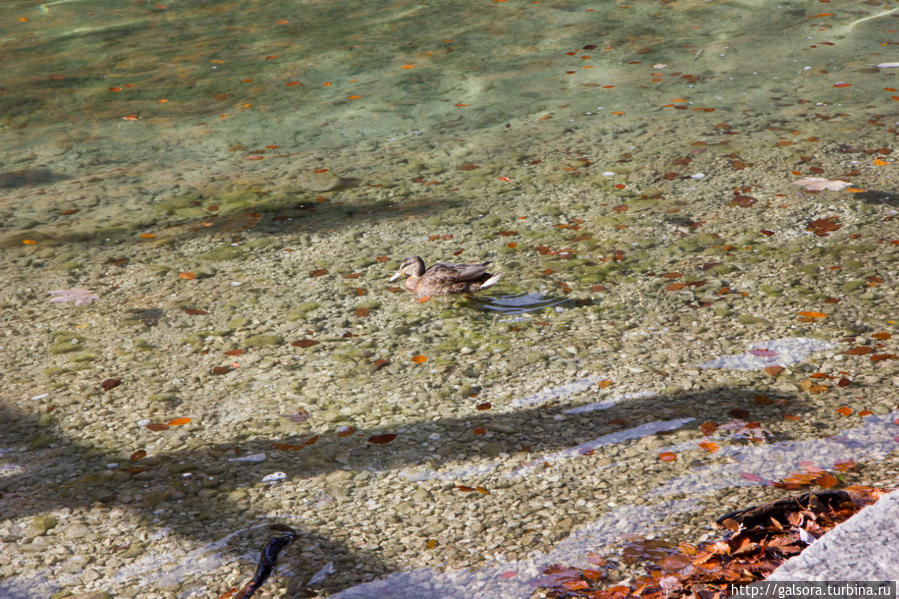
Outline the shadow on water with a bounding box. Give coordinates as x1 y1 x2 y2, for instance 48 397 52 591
0 385 810 594
0 168 69 190
854 190 899 207
466 292 579 317
15 194 463 250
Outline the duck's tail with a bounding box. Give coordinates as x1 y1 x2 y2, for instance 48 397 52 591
479 273 501 290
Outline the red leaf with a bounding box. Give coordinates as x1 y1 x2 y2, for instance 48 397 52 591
292 339 319 348
101 378 122 391
765 365 785 377
700 421 718 435
815 473 838 488
368 433 397 444
271 443 305 451
845 346 873 355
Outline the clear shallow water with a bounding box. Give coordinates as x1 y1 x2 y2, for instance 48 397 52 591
3 0 897 232
2 1 898 597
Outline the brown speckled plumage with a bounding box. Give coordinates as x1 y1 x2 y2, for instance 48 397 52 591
389 256 501 297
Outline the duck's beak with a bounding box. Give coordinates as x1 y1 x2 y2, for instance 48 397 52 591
388 270 402 282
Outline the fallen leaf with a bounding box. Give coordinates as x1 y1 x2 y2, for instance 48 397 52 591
411 354 428 364
870 353 899 362
699 441 720 453
146 422 169 431
271 443 306 451
700 421 718 435
798 311 828 318
562 580 590 591
168 417 191 426
845 346 873 355
740 472 764 483
806 217 841 236
101 378 122 391
750 348 777 357
130 450 147 461
730 193 756 207
833 459 856 472
793 177 850 191
368 433 397 444
48 288 99 306
292 339 319 348
815 473 838 488
659 452 677 462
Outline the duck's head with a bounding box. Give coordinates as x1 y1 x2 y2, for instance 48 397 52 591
389 256 426 281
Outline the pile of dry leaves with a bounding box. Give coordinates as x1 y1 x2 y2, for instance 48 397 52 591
539 486 888 599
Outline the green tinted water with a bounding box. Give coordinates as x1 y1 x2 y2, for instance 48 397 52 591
3 1 895 237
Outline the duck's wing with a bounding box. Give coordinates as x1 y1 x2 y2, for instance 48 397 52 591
427 261 490 283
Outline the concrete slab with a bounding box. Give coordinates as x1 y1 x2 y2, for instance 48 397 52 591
768 490 899 581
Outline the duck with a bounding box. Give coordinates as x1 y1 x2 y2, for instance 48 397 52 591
388 256 501 297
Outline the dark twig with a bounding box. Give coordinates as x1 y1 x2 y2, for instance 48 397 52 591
233 524 300 599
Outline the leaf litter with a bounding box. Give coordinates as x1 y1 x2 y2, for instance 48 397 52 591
538 487 889 599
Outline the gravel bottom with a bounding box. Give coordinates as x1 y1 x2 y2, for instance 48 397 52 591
2 103 898 598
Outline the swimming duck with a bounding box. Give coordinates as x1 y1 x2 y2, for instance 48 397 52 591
389 256 501 297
